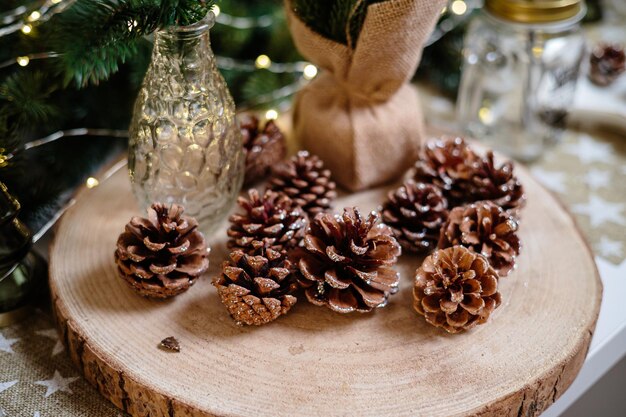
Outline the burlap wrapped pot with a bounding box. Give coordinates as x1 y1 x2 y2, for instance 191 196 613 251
286 0 446 191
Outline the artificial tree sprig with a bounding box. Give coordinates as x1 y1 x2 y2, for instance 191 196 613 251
48 0 216 87
292 0 386 48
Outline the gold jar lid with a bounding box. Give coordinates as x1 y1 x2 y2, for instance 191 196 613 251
485 0 584 24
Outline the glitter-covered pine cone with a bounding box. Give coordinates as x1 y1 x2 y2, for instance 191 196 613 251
227 189 308 255
469 151 526 218
382 180 448 254
413 137 479 206
213 248 298 326
438 201 521 277
239 113 287 185
413 246 502 333
297 208 401 313
269 150 337 216
414 138 526 218
589 44 626 87
115 203 209 299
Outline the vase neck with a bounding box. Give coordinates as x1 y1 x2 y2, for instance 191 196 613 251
153 11 215 57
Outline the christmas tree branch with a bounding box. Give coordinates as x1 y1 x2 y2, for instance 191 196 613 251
48 0 216 87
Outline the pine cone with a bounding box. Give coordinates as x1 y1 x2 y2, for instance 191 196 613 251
297 208 401 313
382 180 448 254
239 114 287 185
413 246 501 333
213 248 298 325
438 201 521 277
589 44 626 87
269 150 337 216
469 151 526 218
227 189 308 255
115 203 209 298
413 137 479 206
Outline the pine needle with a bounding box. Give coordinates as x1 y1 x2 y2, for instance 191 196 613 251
48 0 216 88
291 0 387 47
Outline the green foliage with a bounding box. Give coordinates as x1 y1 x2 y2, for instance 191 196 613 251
291 0 386 47
48 0 215 87
0 71 59 151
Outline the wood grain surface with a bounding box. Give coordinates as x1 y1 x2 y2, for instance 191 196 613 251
49 156 602 417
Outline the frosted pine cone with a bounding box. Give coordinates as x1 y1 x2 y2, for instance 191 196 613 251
269 151 337 216
439 201 521 277
239 114 286 185
382 180 448 253
469 152 526 218
115 203 209 298
297 208 401 313
227 189 308 255
413 246 502 333
589 44 626 87
413 137 479 206
214 248 298 326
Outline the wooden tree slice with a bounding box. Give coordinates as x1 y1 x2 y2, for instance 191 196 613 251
49 156 601 417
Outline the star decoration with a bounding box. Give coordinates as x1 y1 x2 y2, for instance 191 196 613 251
572 195 626 227
531 167 567 194
34 370 79 398
584 169 611 190
0 380 18 394
0 333 19 354
35 329 64 356
564 134 614 165
596 236 623 259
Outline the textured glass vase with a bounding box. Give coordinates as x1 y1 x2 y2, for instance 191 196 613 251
128 12 244 235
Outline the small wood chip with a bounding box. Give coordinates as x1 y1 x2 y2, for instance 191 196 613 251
159 336 180 352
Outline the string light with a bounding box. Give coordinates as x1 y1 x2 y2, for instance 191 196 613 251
451 0 468 15
303 64 318 80
212 5 221 18
255 54 271 69
28 11 41 22
85 177 99 188
21 24 32 34
265 109 278 120
16 56 29 66
51 0 63 4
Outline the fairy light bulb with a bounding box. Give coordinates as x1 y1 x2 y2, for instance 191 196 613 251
255 54 271 69
21 24 32 34
51 0 63 4
17 56 30 66
28 11 41 22
303 64 318 80
212 5 221 17
86 177 99 188
451 0 468 15
265 109 278 120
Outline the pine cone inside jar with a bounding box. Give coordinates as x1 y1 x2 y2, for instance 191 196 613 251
269 150 337 216
382 180 448 254
438 201 521 277
227 189 308 255
239 113 287 185
413 137 479 206
213 247 298 326
589 44 626 87
115 203 209 299
469 151 526 218
297 208 401 313
413 246 501 334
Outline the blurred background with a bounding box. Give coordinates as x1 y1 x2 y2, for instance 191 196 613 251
0 1 624 415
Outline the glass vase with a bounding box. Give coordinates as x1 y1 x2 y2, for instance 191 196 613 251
128 12 244 235
457 1 586 161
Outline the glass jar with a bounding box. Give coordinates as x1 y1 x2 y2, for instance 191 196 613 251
457 0 586 161
128 12 244 235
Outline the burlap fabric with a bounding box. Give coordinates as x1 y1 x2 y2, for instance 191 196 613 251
286 0 446 191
